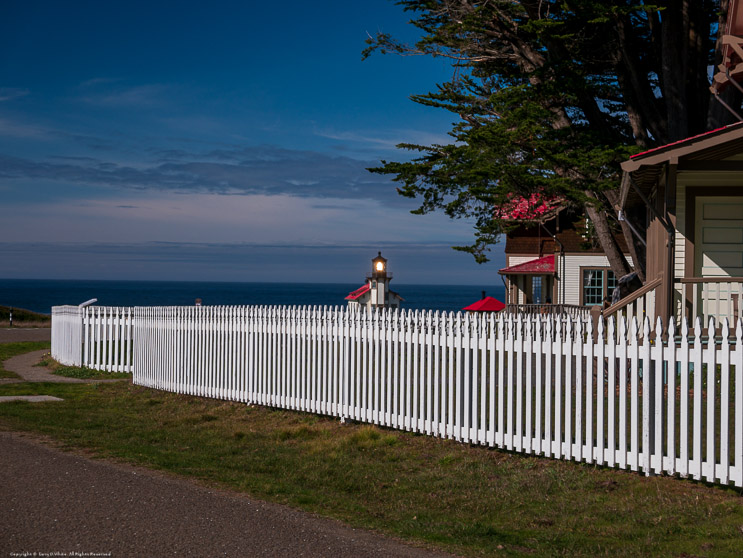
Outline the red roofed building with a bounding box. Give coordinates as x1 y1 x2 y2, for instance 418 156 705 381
345 252 404 310
499 254 555 275
497 199 633 314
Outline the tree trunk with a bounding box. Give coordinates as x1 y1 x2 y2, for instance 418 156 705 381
604 188 646 282
661 2 689 142
583 192 632 279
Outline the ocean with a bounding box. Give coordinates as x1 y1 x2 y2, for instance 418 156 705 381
0 279 506 315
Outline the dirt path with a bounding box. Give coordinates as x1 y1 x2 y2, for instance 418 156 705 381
0 329 123 386
0 432 455 558
0 349 125 384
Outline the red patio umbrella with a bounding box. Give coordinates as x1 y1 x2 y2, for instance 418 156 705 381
462 296 505 312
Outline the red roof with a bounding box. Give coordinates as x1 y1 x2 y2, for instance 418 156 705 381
345 283 370 300
462 296 505 312
498 255 555 275
493 192 564 221
629 124 740 160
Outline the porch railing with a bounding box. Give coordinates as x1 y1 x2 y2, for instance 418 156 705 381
506 304 590 318
602 276 662 329
676 277 743 325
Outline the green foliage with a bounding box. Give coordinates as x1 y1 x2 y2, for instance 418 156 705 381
365 0 721 261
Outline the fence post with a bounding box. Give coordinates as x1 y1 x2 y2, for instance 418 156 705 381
79 306 84 367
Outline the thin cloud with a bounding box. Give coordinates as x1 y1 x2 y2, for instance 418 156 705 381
0 117 50 139
78 77 123 88
0 146 407 205
79 84 168 107
0 87 30 102
316 127 452 150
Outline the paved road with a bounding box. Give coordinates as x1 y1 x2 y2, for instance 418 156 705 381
0 433 454 558
0 327 51 343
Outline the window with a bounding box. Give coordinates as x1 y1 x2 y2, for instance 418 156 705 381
582 268 616 306
606 270 617 296
532 276 542 304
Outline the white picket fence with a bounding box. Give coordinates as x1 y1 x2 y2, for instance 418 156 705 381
51 304 743 487
51 305 134 371
51 305 84 366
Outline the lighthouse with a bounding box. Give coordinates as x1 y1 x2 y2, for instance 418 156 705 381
345 252 404 310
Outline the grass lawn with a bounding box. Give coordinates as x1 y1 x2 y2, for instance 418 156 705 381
1 342 742 557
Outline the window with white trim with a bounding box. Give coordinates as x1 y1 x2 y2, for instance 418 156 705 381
582 268 616 305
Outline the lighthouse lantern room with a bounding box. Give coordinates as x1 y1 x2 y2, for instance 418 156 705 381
345 252 404 310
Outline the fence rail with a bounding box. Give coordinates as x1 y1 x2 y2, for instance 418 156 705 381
51 304 743 487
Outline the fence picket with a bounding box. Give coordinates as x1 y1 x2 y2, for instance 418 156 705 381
705 317 717 482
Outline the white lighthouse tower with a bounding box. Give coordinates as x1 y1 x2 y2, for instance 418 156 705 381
345 252 404 310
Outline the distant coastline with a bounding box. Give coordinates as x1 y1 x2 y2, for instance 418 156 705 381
0 278 506 315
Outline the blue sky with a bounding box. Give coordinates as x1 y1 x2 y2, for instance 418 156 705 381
0 1 505 285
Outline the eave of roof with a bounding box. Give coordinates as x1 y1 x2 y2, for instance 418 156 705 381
498 254 555 275
345 283 370 300
620 121 743 207
621 121 743 173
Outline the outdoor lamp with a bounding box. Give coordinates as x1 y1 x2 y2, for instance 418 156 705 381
371 252 387 277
